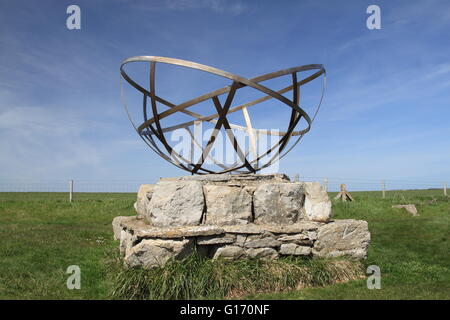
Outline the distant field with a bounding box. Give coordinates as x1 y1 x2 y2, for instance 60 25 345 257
0 190 448 299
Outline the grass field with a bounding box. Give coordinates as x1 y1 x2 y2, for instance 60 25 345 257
0 190 448 299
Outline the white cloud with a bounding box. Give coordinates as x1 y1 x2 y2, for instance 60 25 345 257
133 0 247 15
425 63 450 80
0 106 102 179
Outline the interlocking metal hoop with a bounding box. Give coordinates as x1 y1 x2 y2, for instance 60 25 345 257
120 56 326 174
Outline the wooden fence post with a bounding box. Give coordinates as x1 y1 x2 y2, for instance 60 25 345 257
69 180 73 203
324 178 328 192
334 184 354 202
381 180 386 199
445 183 448 196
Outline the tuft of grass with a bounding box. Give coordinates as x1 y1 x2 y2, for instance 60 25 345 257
109 251 364 300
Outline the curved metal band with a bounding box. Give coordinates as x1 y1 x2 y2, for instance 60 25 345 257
119 56 326 174
120 56 322 135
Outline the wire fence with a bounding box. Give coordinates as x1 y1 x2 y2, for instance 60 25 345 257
0 180 146 193
295 176 448 194
0 176 447 200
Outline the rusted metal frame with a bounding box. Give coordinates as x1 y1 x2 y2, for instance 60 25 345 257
121 56 322 122
191 83 239 174
154 70 324 136
122 56 322 85
132 60 320 132
216 69 324 136
141 96 193 171
141 94 170 160
120 67 218 129
142 97 221 174
143 87 306 174
246 107 311 168
240 72 312 169
191 82 239 174
121 56 322 89
120 75 187 170
120 56 326 174
140 98 211 172
226 69 325 170
184 123 250 171
204 83 310 171
263 70 324 166
137 75 302 132
277 72 300 153
147 62 197 173
184 126 239 170
141 92 170 159
276 69 327 162
212 96 256 173
241 105 258 167
143 125 215 174
120 64 213 174
121 58 322 136
258 104 306 169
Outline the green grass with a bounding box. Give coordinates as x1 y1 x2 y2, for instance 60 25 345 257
250 190 450 299
0 192 135 299
0 190 448 299
111 252 363 300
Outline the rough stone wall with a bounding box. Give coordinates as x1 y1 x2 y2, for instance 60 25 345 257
134 174 333 227
115 174 371 269
112 217 370 269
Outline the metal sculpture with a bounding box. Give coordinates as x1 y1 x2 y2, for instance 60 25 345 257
120 56 326 174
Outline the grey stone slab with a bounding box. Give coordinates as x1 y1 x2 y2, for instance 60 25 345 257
312 219 370 259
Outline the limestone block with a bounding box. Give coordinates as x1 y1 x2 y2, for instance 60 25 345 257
112 216 136 240
300 182 332 222
392 204 418 216
277 232 316 245
220 221 321 234
124 238 194 269
243 234 281 248
135 184 155 218
137 225 224 239
246 247 279 260
204 185 252 225
234 234 247 246
279 243 311 256
160 173 290 185
254 183 304 225
197 234 236 245
119 229 137 256
312 219 370 259
146 180 204 227
119 218 225 239
212 245 245 260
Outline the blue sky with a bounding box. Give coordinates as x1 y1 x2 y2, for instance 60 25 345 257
0 0 449 187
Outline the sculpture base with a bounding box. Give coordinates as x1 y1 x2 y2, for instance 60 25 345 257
113 217 370 269
112 174 370 269
135 173 334 227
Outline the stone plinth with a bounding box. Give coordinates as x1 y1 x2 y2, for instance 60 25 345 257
112 217 370 269
114 174 370 269
134 174 333 227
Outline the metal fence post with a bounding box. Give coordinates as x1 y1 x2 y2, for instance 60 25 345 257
69 179 73 203
324 177 328 192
